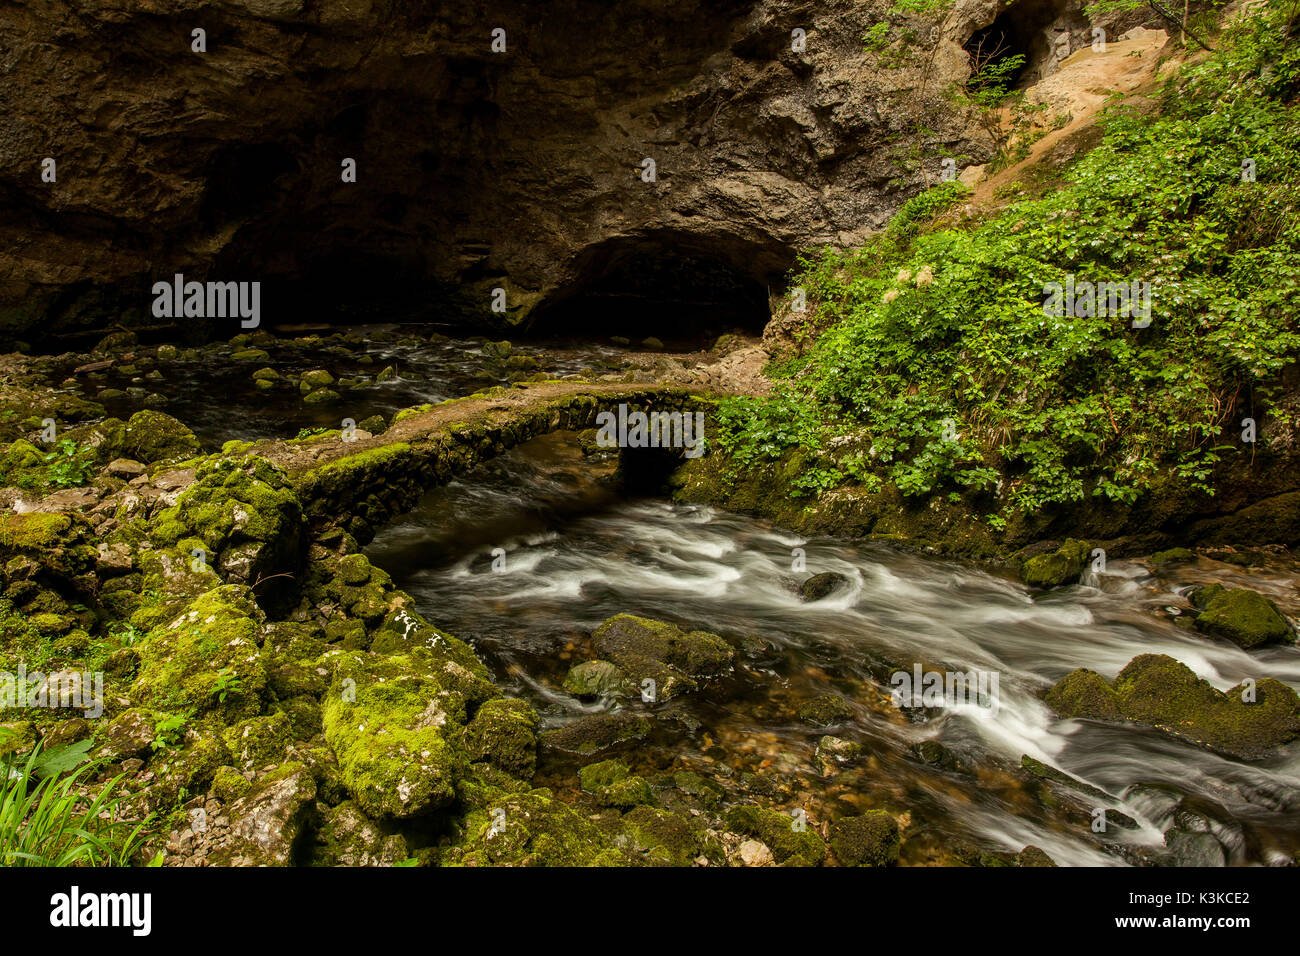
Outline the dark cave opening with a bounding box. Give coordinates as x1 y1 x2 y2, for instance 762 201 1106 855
963 0 1078 91
524 234 787 346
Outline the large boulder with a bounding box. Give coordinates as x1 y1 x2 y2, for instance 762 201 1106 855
1045 654 1300 759
1194 587 1295 649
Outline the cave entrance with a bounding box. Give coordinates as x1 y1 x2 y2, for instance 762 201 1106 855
525 233 786 348
963 0 1080 91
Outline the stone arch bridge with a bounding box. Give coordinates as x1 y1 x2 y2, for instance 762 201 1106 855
246 381 718 543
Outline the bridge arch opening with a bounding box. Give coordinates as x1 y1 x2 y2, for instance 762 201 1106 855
524 232 791 347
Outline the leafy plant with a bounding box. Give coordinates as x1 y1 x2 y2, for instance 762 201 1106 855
151 713 188 753
212 667 242 703
0 741 152 866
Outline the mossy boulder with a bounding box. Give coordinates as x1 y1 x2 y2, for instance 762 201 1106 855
1045 654 1300 759
578 759 654 808
129 586 268 718
77 410 198 464
211 761 317 866
321 652 469 819
310 800 409 866
1020 539 1090 589
1017 845 1057 867
829 810 900 867
150 456 305 605
725 804 825 866
1194 588 1294 649
463 697 538 779
590 614 734 700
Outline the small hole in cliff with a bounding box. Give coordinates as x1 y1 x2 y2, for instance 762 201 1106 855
526 234 787 347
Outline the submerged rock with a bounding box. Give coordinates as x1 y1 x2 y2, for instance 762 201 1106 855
539 711 653 756
563 659 631 698
1045 654 1300 759
799 571 850 601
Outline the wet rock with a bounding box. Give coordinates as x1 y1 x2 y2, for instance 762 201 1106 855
797 694 854 726
737 839 774 867
672 770 725 809
829 810 900 867
539 711 652 756
300 369 335 390
1148 547 1196 567
231 349 270 362
1016 845 1057 867
1193 587 1295 649
619 804 720 866
1020 539 1090 589
464 697 538 779
302 388 340 405
1020 754 1109 800
563 659 630 698
815 735 863 774
590 613 734 700
911 739 971 775
1045 654 1300 759
1162 828 1226 867
799 571 850 601
725 804 825 866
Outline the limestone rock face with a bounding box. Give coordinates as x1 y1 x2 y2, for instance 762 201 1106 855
0 0 1014 337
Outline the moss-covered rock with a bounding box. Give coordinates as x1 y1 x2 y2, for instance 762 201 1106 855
539 711 652 756
1017 845 1057 867
829 810 900 867
75 410 199 464
129 586 268 718
1045 654 1300 758
619 804 721 866
563 659 631 697
441 787 628 866
590 614 733 700
725 804 825 866
310 800 409 866
797 694 854 726
321 652 468 819
1020 539 1090 589
1194 588 1295 649
463 697 538 779
578 759 654 808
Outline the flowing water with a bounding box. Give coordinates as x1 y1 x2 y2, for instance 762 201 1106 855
365 432 1300 867
64 324 1300 865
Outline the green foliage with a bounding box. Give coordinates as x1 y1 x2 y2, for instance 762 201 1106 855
212 667 242 703
13 439 95 491
722 11 1300 521
0 741 152 866
151 713 188 753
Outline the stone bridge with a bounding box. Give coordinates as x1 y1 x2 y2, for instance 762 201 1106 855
245 380 718 543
